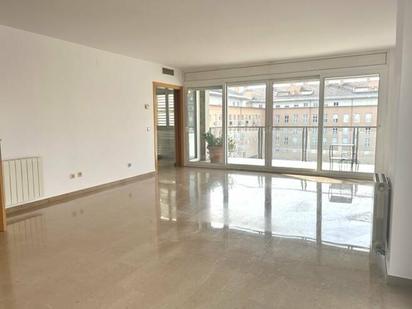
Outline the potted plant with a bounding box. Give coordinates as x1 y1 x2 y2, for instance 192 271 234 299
203 131 235 163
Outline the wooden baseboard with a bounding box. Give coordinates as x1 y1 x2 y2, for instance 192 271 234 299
6 172 156 217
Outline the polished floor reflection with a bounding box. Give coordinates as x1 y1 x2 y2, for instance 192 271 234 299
1 167 411 308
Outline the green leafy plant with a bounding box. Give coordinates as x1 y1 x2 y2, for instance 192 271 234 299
228 137 236 153
203 132 223 147
203 131 235 152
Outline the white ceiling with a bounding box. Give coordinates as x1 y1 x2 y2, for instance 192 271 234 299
0 0 397 70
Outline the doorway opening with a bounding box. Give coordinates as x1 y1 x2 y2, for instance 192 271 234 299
153 82 183 170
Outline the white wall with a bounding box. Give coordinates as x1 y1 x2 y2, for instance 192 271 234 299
387 0 412 279
184 52 388 85
0 25 182 202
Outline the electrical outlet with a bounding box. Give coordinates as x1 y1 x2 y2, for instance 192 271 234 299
70 174 76 179
77 172 83 177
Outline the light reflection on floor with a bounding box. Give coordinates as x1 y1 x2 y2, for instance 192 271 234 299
160 168 373 252
4 167 412 308
226 158 375 173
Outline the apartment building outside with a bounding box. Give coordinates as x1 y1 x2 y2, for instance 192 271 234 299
202 76 378 172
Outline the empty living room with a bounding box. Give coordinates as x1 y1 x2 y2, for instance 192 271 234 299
1 0 412 308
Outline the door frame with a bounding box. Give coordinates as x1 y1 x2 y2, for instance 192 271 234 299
270 76 322 173
152 82 184 171
0 140 6 232
184 85 226 167
225 80 269 169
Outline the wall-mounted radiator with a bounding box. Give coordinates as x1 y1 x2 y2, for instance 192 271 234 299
373 173 391 255
2 157 43 208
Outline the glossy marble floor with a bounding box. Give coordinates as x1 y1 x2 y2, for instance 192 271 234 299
1 167 411 308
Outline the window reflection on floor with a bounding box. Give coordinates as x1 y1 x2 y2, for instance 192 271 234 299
209 184 225 229
224 174 266 233
159 186 177 222
158 169 373 252
270 178 317 240
322 183 373 250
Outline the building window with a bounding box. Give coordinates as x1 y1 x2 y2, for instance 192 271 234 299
365 127 371 135
274 114 280 124
333 114 339 123
343 114 350 123
364 138 370 147
284 115 289 123
293 114 298 123
333 102 339 106
284 137 289 145
312 114 318 123
365 113 373 123
332 128 338 135
303 114 308 123
353 114 360 123
324 114 328 123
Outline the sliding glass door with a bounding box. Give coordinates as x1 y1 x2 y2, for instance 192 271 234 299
321 75 380 173
227 83 267 166
187 87 224 164
272 79 320 170
186 74 380 176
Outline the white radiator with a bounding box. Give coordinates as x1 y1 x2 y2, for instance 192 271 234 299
2 157 43 208
373 173 391 255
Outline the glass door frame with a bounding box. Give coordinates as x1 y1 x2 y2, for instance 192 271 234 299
184 85 227 168
225 80 270 169
269 76 322 173
318 71 384 178
224 76 324 174
184 67 386 180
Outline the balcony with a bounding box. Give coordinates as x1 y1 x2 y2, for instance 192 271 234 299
209 126 376 173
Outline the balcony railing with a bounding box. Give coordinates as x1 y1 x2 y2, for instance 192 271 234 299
209 125 377 172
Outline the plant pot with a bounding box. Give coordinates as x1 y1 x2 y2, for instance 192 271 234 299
207 145 224 163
